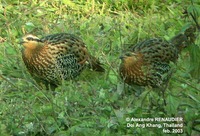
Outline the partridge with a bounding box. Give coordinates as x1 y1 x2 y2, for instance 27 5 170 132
119 25 197 88
21 33 104 85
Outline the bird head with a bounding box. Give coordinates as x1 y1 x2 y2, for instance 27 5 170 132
120 52 139 60
20 34 42 50
119 52 142 66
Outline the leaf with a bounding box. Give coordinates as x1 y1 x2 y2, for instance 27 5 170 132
166 95 180 115
187 3 200 16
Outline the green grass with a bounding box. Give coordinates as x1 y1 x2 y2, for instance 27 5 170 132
0 0 200 135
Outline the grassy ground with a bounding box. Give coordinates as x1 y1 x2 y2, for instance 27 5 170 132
0 0 200 135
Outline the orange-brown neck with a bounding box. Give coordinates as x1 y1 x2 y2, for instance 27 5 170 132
120 53 144 84
22 42 44 61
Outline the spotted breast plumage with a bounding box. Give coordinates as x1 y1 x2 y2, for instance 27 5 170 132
119 24 198 88
21 33 104 85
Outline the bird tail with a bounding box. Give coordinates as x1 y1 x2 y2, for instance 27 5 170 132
170 25 196 51
87 55 105 72
170 11 199 52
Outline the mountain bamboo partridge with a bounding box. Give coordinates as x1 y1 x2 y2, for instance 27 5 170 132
119 25 197 88
21 33 104 85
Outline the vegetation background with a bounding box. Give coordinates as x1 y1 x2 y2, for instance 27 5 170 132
0 0 200 135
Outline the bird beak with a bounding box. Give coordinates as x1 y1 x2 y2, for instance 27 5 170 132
18 39 26 44
119 56 125 59
19 41 23 44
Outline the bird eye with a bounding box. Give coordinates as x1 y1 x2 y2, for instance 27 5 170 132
125 52 132 56
27 37 34 41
